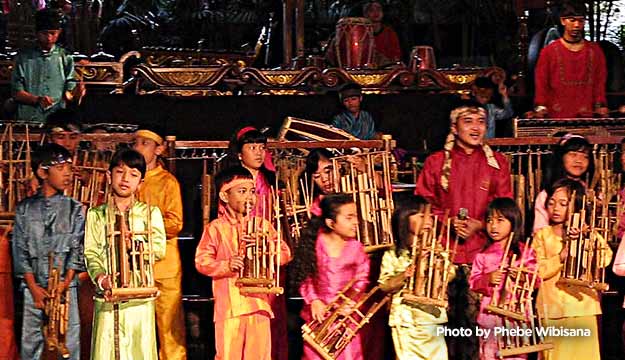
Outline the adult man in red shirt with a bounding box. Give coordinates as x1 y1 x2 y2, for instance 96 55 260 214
532 2 607 118
415 100 512 359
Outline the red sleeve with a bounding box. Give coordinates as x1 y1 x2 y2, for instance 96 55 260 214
468 253 493 296
493 153 513 199
534 45 552 107
414 153 441 204
387 28 401 61
593 44 607 106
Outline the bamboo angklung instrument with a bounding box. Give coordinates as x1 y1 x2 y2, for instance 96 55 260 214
301 278 390 360
558 192 610 291
402 208 456 308
71 149 111 208
235 191 284 295
484 237 554 357
278 176 312 248
104 194 159 302
42 253 71 359
331 151 394 252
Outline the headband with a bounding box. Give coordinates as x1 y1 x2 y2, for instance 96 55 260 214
219 177 254 194
49 124 81 135
237 126 257 141
135 129 164 145
40 153 72 169
559 133 587 146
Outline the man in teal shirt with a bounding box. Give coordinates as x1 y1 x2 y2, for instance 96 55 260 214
11 8 85 123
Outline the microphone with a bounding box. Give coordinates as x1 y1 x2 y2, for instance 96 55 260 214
456 208 468 244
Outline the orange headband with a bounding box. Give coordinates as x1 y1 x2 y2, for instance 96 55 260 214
135 129 164 145
219 177 254 194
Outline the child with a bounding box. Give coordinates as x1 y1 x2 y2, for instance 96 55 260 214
194 166 291 360
12 143 85 360
46 109 82 155
470 76 514 139
533 134 594 233
378 196 449 360
84 149 166 360
469 198 536 360
291 193 370 360
302 148 335 216
331 83 379 140
532 178 612 360
133 126 187 360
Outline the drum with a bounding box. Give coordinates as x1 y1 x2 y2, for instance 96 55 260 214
409 46 436 71
334 17 375 69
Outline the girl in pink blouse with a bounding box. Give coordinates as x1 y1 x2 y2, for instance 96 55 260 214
470 198 537 360
291 193 370 360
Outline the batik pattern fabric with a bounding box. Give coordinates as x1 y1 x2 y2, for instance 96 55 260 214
331 110 376 140
84 201 166 360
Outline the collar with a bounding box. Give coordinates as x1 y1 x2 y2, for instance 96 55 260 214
39 44 58 56
145 165 164 178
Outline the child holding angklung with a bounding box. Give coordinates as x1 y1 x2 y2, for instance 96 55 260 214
291 193 370 360
532 178 612 360
84 149 166 360
378 196 451 360
469 197 537 360
12 143 84 360
195 166 291 360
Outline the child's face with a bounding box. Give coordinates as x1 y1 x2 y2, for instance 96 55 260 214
342 96 361 115
408 212 433 241
133 136 163 167
547 187 570 224
486 210 512 243
37 29 61 51
313 157 334 194
562 150 589 179
221 182 256 216
39 163 72 192
473 87 493 105
326 202 358 239
239 143 266 170
50 131 80 154
109 164 142 198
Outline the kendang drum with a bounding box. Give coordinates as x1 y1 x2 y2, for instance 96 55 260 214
409 46 437 72
334 17 375 69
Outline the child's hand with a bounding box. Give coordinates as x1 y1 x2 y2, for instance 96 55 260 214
229 256 244 272
30 284 49 309
489 270 504 285
346 156 367 173
311 299 326 322
404 265 415 279
338 299 356 316
498 82 508 98
568 227 581 239
241 234 256 243
560 243 569 262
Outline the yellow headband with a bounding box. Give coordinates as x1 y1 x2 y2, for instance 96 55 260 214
219 178 255 194
135 130 164 145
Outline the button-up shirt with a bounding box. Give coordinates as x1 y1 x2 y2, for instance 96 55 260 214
12 191 85 287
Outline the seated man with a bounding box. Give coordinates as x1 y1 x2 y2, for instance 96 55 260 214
11 8 85 123
531 2 607 118
331 83 379 140
363 1 401 67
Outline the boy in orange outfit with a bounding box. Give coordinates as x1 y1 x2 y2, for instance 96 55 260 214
133 127 187 360
195 166 291 360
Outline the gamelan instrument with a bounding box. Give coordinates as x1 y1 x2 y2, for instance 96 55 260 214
236 193 284 295
42 254 71 359
277 117 357 143
301 279 389 360
409 46 437 72
334 17 375 69
484 235 554 357
402 207 456 308
513 117 625 138
71 149 112 208
558 192 611 291
331 151 394 252
104 195 160 302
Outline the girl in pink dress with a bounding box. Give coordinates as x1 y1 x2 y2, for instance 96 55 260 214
291 193 370 360
469 198 538 360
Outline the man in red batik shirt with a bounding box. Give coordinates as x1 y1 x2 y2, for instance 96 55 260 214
532 2 607 119
415 100 512 360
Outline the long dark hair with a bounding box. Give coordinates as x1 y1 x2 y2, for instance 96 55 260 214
542 134 594 190
484 197 523 256
290 193 355 291
226 126 276 186
545 177 586 220
392 196 429 257
300 148 334 199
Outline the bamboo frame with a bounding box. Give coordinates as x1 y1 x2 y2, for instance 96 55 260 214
301 279 390 360
105 195 159 302
43 253 71 359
